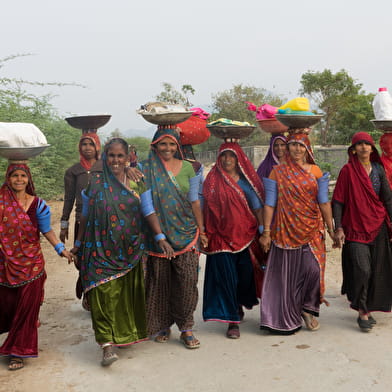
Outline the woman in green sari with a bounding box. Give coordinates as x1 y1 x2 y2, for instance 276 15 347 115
72 138 167 366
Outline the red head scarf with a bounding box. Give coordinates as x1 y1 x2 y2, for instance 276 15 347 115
203 142 264 253
79 133 101 170
287 133 315 164
379 133 392 186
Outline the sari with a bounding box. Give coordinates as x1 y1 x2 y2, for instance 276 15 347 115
0 163 48 357
80 155 147 345
257 134 287 179
203 143 265 323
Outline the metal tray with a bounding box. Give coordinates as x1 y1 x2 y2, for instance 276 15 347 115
0 145 50 160
65 115 111 131
275 114 323 128
139 111 193 125
370 119 392 132
206 125 255 140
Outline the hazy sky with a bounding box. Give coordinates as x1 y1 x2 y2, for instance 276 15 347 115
2 0 392 136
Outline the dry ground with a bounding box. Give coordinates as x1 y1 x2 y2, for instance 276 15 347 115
1 201 392 392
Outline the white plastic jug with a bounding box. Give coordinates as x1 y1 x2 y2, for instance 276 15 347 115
372 87 392 120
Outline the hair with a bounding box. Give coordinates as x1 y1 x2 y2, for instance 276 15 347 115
104 137 129 154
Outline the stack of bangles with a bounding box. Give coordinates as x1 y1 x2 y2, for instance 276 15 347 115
154 233 166 242
54 242 66 255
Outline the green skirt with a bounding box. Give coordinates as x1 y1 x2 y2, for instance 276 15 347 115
89 263 147 345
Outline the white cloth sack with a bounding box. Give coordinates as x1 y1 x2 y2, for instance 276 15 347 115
0 122 48 147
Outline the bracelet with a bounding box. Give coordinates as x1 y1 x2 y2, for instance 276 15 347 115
258 225 264 234
60 220 69 230
154 233 166 242
54 242 66 255
74 239 82 248
200 232 207 235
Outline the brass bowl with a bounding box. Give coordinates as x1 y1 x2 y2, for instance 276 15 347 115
257 119 288 134
371 119 392 132
0 145 50 160
275 114 323 128
65 115 111 131
139 111 193 125
206 125 255 140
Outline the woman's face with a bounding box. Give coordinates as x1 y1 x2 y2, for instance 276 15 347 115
354 142 372 160
273 139 287 159
220 150 238 174
288 142 307 163
9 169 29 192
80 138 97 160
106 143 128 176
155 137 178 161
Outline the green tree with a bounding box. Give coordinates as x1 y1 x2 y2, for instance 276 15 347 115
299 69 369 145
209 84 284 149
124 136 151 161
0 54 83 199
155 82 195 106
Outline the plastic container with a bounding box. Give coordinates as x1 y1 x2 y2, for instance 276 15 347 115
372 87 392 120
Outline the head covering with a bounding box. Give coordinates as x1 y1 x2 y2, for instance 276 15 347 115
151 127 184 160
333 131 386 243
79 132 101 170
203 142 264 254
0 162 44 287
287 133 315 164
257 134 287 179
380 133 392 186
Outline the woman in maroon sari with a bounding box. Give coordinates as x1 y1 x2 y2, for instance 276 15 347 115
0 162 74 370
333 132 392 332
203 142 265 338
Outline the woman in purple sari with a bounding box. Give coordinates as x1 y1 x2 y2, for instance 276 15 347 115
257 134 287 180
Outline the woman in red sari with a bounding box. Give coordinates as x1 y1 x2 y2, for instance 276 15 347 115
260 133 335 334
333 132 392 332
0 162 74 370
203 142 265 338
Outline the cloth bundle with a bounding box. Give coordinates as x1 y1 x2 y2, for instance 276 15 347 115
0 122 48 147
278 97 314 116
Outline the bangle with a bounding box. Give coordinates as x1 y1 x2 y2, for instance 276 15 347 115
74 239 82 248
154 233 166 242
258 225 264 234
200 232 207 235
54 242 66 255
60 220 69 230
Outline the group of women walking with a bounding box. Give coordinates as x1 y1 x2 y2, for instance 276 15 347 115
1 125 392 371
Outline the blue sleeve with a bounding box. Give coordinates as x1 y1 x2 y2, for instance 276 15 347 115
141 189 155 216
188 175 202 202
317 172 330 204
263 177 278 207
237 178 263 209
36 198 51 234
81 189 90 217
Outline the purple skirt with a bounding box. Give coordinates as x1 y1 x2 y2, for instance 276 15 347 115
260 244 320 333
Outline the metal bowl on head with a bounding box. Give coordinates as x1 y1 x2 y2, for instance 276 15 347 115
0 145 50 160
206 125 255 140
275 114 323 129
139 111 193 126
257 119 288 134
370 119 392 132
65 115 111 132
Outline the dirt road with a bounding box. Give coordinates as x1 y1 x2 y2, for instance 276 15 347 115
1 201 392 392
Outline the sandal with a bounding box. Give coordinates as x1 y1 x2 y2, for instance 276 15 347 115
101 345 118 367
226 324 240 339
154 329 171 343
357 317 372 332
368 315 377 325
302 312 320 331
9 357 24 371
180 333 200 349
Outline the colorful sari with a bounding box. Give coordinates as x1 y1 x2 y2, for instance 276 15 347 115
0 163 47 357
80 155 147 345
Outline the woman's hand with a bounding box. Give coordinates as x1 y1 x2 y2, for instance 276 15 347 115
158 239 175 259
333 228 345 248
200 233 208 248
125 166 144 182
259 233 271 253
60 228 68 243
62 249 76 264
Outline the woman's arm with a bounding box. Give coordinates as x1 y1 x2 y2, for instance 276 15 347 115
191 199 208 248
259 205 274 252
43 229 75 264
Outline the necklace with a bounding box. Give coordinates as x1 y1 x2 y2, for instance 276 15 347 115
17 193 29 211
